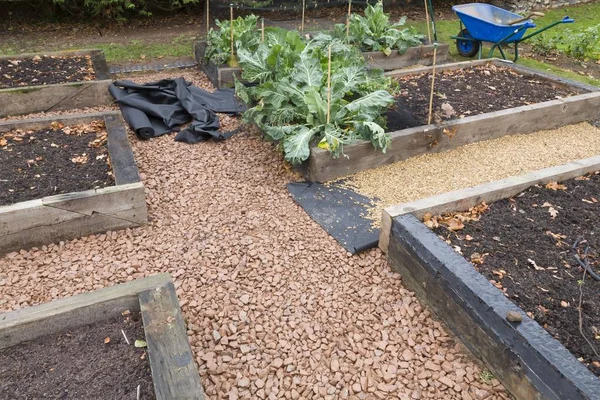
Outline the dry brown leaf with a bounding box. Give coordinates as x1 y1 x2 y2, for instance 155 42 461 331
582 198 595 204
104 337 110 344
545 181 567 191
471 252 486 265
51 121 64 130
542 202 559 219
89 131 108 148
528 258 545 271
71 154 89 164
0 138 7 147
492 269 506 279
442 217 464 231
443 127 457 139
560 301 569 308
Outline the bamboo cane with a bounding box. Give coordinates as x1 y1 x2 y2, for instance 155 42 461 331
301 0 306 33
206 0 210 35
427 44 438 125
229 4 238 67
261 18 265 43
327 44 332 125
423 0 432 44
346 0 352 41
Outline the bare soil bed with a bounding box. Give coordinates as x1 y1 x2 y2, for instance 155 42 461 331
386 63 578 130
0 55 96 89
431 173 600 377
0 311 155 399
0 121 114 206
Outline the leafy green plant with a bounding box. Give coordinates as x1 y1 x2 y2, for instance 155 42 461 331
204 14 260 66
333 1 424 55
532 25 599 60
236 30 395 164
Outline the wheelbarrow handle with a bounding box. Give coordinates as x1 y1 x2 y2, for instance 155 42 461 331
507 11 545 26
562 16 575 23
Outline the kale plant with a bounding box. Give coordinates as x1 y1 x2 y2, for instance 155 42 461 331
333 1 424 55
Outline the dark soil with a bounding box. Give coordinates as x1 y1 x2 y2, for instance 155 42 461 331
386 63 578 131
432 172 600 377
0 312 155 399
0 55 95 89
0 123 114 206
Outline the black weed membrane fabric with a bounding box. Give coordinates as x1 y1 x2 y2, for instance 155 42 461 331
109 78 246 143
287 181 380 254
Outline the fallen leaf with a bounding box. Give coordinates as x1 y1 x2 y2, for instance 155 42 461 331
560 301 569 308
542 202 558 218
465 234 473 241
0 138 6 146
453 245 463 254
441 102 455 118
545 181 567 191
71 154 89 164
51 121 64 130
104 337 111 344
471 252 486 265
528 258 545 271
492 269 506 279
122 310 131 316
443 217 464 231
134 340 147 348
442 127 457 139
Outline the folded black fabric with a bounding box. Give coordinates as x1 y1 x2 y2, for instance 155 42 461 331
109 77 246 143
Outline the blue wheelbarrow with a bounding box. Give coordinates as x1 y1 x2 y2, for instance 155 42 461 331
451 3 574 61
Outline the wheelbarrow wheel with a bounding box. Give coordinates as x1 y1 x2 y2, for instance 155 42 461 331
456 29 480 58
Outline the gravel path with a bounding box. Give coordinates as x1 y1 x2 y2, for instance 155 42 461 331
347 122 600 224
0 70 507 400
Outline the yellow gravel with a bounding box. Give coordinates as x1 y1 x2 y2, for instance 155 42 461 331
345 122 600 224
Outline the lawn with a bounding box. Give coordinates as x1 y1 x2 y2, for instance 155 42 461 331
411 2 600 87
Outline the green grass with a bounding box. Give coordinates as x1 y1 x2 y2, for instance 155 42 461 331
408 3 600 88
518 57 600 87
0 34 195 63
96 34 195 62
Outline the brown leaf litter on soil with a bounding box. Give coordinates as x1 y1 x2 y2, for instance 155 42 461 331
345 122 600 226
0 69 508 399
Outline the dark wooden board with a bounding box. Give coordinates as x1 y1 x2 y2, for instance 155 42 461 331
140 283 205 400
388 214 600 400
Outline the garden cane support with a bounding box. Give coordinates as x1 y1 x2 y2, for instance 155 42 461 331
423 0 432 44
229 4 238 67
427 43 438 125
327 44 332 124
346 0 352 42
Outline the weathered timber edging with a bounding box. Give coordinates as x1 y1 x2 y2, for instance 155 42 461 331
303 58 600 182
0 111 147 254
0 49 113 117
388 214 600 399
379 155 600 252
0 274 205 400
194 41 243 89
362 42 449 70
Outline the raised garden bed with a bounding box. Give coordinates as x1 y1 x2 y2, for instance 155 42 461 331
0 274 204 400
0 49 113 117
302 59 600 182
194 41 242 89
362 42 449 71
384 158 600 399
0 111 147 254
